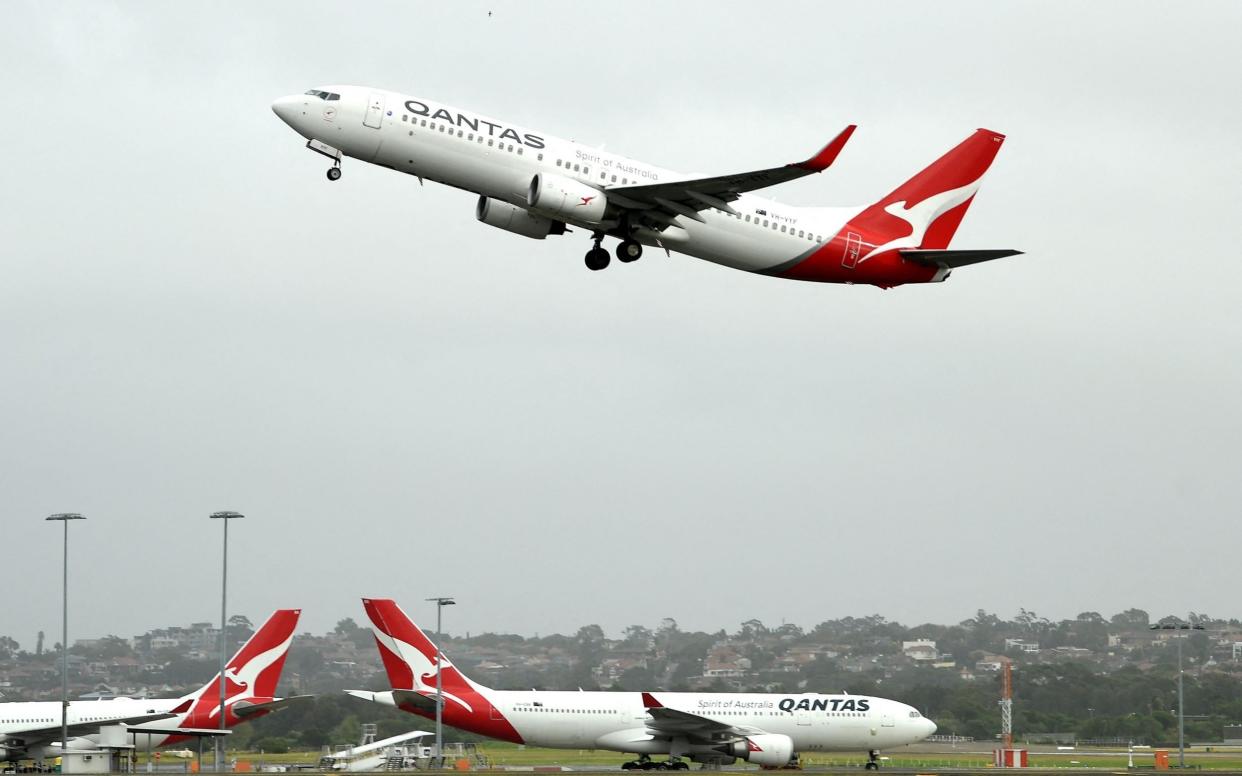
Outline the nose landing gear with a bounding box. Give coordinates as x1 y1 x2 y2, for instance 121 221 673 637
865 750 881 770
326 164 342 181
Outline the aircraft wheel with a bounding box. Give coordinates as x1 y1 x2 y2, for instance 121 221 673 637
326 166 342 181
865 762 879 770
585 247 611 271
616 239 642 263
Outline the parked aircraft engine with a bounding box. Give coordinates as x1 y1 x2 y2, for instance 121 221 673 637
526 173 607 224
714 734 795 767
476 196 566 239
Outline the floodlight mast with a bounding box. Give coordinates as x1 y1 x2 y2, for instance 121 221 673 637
1151 622 1206 769
426 597 456 767
210 511 244 772
46 513 86 760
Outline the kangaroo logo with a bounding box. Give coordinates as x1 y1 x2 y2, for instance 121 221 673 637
371 627 475 714
204 632 294 722
577 195 596 207
856 178 982 264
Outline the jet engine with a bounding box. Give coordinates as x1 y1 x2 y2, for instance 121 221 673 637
715 734 795 768
526 173 607 223
476 196 566 239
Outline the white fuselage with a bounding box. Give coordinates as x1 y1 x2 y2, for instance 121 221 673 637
498 691 929 753
0 698 189 758
272 86 862 275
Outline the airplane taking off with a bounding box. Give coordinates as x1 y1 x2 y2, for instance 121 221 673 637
272 86 1019 287
0 609 305 763
347 599 936 770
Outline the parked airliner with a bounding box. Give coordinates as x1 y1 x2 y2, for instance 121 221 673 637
272 86 1017 287
346 599 935 770
1 610 306 763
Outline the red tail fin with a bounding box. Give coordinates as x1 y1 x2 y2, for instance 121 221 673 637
362 598 480 694
861 128 1006 251
186 609 300 715
778 129 1008 286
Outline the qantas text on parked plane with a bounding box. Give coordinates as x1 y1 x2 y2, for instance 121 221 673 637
272 87 1020 286
0 610 305 763
347 599 936 770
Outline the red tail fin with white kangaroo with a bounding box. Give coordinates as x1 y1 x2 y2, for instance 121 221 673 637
178 609 301 728
780 129 1019 286
361 598 523 743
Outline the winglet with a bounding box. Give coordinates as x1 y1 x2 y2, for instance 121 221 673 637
796 125 857 172
641 692 663 709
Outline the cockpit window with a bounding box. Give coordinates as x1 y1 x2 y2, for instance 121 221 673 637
303 89 341 101
909 711 921 718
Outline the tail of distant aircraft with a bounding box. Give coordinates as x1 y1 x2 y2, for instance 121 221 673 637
780 129 1019 284
362 598 485 695
178 609 301 727
352 598 524 743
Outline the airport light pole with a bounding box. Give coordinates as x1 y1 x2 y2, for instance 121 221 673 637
211 511 244 773
1151 623 1205 768
426 597 456 767
46 513 85 760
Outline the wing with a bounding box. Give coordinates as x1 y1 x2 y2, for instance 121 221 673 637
606 126 855 229
14 699 192 743
641 693 763 743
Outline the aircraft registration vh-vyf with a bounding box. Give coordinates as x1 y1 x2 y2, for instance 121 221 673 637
347 599 937 771
272 86 1020 287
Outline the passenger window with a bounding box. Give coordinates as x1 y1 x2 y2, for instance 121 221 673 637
518 147 524 155
584 167 589 174
458 130 464 137
573 163 580 172
611 174 617 183
538 153 543 161
798 230 804 238
402 115 408 122
763 219 769 227
468 133 474 141
557 159 562 167
745 215 751 222
421 119 427 126
781 225 787 232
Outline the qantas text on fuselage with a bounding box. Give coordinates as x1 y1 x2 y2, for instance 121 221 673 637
272 86 1020 286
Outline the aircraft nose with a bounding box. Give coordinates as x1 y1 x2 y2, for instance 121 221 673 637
924 717 938 737
271 94 303 127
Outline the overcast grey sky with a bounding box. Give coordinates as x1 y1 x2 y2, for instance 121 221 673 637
2 1 1239 648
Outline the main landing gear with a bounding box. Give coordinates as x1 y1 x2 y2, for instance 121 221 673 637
865 750 881 770
620 756 688 771
584 235 643 271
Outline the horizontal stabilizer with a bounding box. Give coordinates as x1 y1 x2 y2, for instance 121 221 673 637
233 695 313 717
126 726 233 737
899 249 1022 268
391 689 440 714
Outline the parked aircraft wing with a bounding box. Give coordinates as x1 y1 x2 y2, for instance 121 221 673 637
606 126 856 228
640 692 760 742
